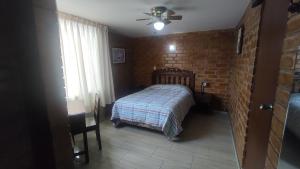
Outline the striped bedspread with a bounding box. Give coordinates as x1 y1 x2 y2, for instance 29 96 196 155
111 84 195 139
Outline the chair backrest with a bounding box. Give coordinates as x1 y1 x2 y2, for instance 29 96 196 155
93 94 101 126
69 113 86 134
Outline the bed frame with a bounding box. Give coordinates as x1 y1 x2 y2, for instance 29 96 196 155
113 68 195 138
152 68 195 93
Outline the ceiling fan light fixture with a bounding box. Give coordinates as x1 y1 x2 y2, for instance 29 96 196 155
154 21 165 31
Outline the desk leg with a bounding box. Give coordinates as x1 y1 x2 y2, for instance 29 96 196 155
96 127 102 150
83 132 89 163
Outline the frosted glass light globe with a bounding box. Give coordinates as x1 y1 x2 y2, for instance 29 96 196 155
154 21 165 31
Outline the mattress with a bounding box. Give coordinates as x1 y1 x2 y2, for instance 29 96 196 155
111 84 195 139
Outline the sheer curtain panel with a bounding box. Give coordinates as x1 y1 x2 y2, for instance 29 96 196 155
58 13 115 112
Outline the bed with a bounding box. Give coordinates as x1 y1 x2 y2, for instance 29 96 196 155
111 68 195 139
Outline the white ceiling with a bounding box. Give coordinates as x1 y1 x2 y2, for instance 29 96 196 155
56 0 250 37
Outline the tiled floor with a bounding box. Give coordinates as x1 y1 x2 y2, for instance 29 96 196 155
278 131 300 169
74 110 239 169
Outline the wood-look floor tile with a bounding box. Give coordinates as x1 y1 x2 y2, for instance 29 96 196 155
152 147 193 168
191 157 238 169
159 160 191 169
73 111 238 169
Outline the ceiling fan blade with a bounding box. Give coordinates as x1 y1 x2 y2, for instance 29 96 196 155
146 21 155 25
171 6 197 11
144 12 153 16
168 15 182 20
163 20 171 25
136 18 150 21
165 9 175 16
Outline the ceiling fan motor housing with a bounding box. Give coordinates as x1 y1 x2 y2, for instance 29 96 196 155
151 6 167 17
136 6 182 28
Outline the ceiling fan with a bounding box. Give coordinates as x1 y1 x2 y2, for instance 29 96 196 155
136 6 183 31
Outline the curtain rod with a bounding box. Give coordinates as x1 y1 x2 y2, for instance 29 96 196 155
57 11 109 28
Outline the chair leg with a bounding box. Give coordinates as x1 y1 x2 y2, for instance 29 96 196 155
71 134 76 145
95 128 102 150
71 146 75 160
83 132 89 163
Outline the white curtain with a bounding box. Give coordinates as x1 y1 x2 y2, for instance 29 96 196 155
58 14 115 112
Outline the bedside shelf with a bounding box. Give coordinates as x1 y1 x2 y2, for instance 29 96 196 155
194 92 213 110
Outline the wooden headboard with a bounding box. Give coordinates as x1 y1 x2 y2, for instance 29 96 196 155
152 68 195 92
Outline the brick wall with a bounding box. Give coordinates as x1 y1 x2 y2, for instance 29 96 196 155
132 30 235 109
228 4 262 166
265 9 300 169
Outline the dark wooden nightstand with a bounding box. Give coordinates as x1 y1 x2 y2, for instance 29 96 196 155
194 92 213 110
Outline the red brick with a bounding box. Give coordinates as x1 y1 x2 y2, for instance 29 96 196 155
265 157 276 169
269 130 283 155
267 142 280 167
278 71 294 87
280 53 296 70
271 117 285 140
287 14 300 33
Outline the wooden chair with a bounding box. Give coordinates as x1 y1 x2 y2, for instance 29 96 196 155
69 94 102 163
85 94 102 150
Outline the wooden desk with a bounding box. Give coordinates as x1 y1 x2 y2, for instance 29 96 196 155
67 100 86 134
67 100 86 116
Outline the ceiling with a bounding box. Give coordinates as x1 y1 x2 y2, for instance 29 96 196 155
56 0 250 37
